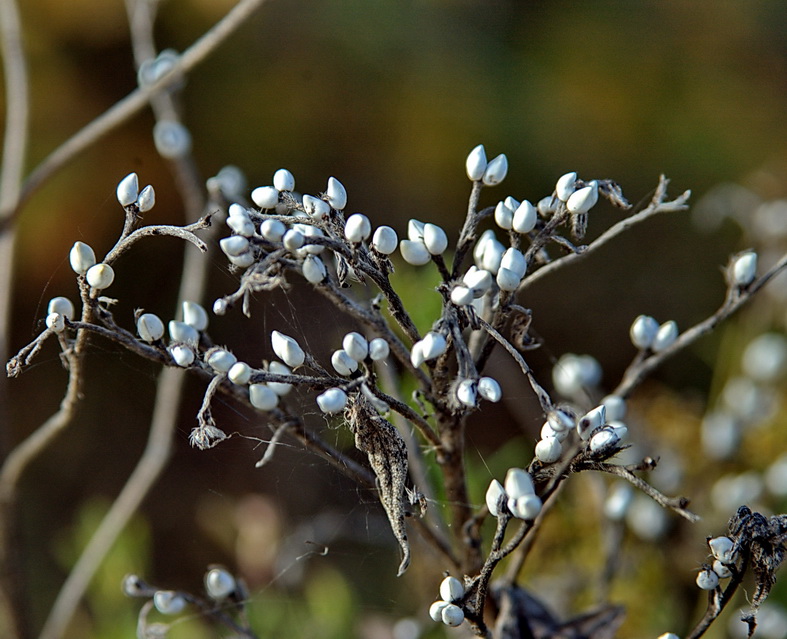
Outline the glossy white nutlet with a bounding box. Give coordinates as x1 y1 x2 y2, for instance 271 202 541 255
46 313 65 333
566 182 598 214
407 219 425 241
456 379 478 407
137 313 165 342
273 168 295 192
482 154 508 186
441 603 465 627
608 421 628 443
220 235 250 258
282 229 305 251
228 361 252 385
316 388 348 414
153 590 186 615
504 196 520 212
153 120 192 158
267 361 293 395
271 330 305 367
182 301 209 331
629 314 659 350
260 219 286 242
302 194 328 218
400 239 431 265
116 172 139 207
343 332 368 361
535 437 562 463
504 468 535 499
168 320 199 346
169 344 195 367
410 341 426 368
473 229 496 264
227 203 248 218
345 213 372 243
652 320 678 353
602 395 627 422
371 226 398 254
485 479 506 517
136 185 156 213
421 332 447 361
494 201 514 230
326 177 348 210
302 255 327 284
541 421 569 442
331 349 358 376
423 223 448 255
577 404 607 441
555 171 577 202
368 338 390 361
429 600 450 623
480 238 505 274
48 297 74 320
213 298 228 316
69 241 96 275
463 267 493 296
713 560 732 579
465 144 487 181
249 384 279 410
229 253 254 268
696 567 720 590
478 377 502 402
86 263 115 290
510 494 542 520
708 536 737 564
500 248 526 279
440 576 465 603
205 567 236 600
732 251 757 287
547 407 575 433
299 224 326 255
227 214 255 237
207 348 237 373
589 427 620 453
537 196 557 216
513 200 537 233
251 186 279 209
450 285 474 306
496 267 521 292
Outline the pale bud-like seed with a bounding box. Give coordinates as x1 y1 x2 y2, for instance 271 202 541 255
504 468 534 499
456 379 478 407
343 332 368 361
137 313 165 342
713 560 732 579
513 200 537 233
368 338 390 361
169 344 195 367
652 320 678 353
407 219 425 241
482 154 508 186
206 348 237 373
204 567 236 600
602 395 626 421
302 194 327 218
213 299 228 316
555 171 577 202
410 341 425 368
302 255 327 284
494 201 514 230
589 427 620 453
547 407 575 433
168 320 199 346
273 168 295 192
473 229 496 264
326 177 348 210
510 494 542 520
463 267 493 296
86 263 115 290
480 239 505 274
537 196 557 216
251 186 279 209
137 185 156 213
229 253 254 268
630 314 659 350
227 203 248 218
271 330 305 367
267 361 292 395
441 603 465 627
732 251 757 287
478 377 502 402
182 301 209 331
485 479 506 517
48 297 74 320
226 214 255 237
317 387 348 414
260 219 286 242
465 144 487 181
345 213 372 243
496 267 521 292
371 226 398 254
500 247 526 279
535 437 562 463
696 568 719 590
46 313 65 333
331 349 358 376
153 120 192 159
541 421 569 442
440 576 465 603
153 590 186 615
451 286 474 306
708 536 737 564
400 239 431 265
282 229 305 251
566 182 598 214
577 404 606 440
228 361 252 385
423 223 448 255
421 332 447 361
249 384 279 410
116 173 139 207
429 600 450 623
220 235 250 257
69 241 96 275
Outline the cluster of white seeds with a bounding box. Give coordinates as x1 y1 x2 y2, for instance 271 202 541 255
629 315 679 352
485 468 543 520
428 576 466 627
696 535 738 590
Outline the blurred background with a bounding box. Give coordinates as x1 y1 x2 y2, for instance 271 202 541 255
6 0 787 637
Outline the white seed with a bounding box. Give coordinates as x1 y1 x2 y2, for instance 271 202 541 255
478 377 502 402
652 320 678 352
251 186 279 209
535 437 562 463
513 200 537 233
732 251 757 287
555 171 577 202
407 219 425 241
465 144 487 181
46 313 65 333
510 494 542 520
273 168 295 192
220 235 250 258
302 194 328 218
423 223 448 255
456 379 477 407
712 560 732 579
602 395 626 421
228 361 252 385
482 154 508 186
182 301 209 331
317 387 348 414
47 297 74 320
331 349 358 376
69 241 96 275
302 255 327 284
410 341 425 368
86 263 115 290
116 172 139 207
440 576 465 603
229 252 255 268
205 567 236 600
271 330 305 367
566 182 598 214
282 229 305 251
213 299 228 316
577 405 607 440
326 176 347 210
463 267 493 296
137 313 165 342
345 213 372 243
480 238 505 274
473 229 496 264
504 468 534 499
371 226 398 254
368 338 390 361
153 590 186 615
630 314 659 350
136 185 156 213
249 384 279 410
450 286 474 306
441 603 464 627
608 420 628 442
541 421 569 442
399 239 431 265
708 536 737 564
168 320 199 346
696 568 719 590
429 600 450 623
169 344 195 367
260 219 286 242
537 196 557 216
343 332 368 361
500 247 526 279
421 332 447 360
494 201 514 230
226 214 255 237
547 407 575 433
153 120 191 158
267 361 293 395
485 479 506 517
207 348 237 373
496 267 521 292
589 427 620 453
